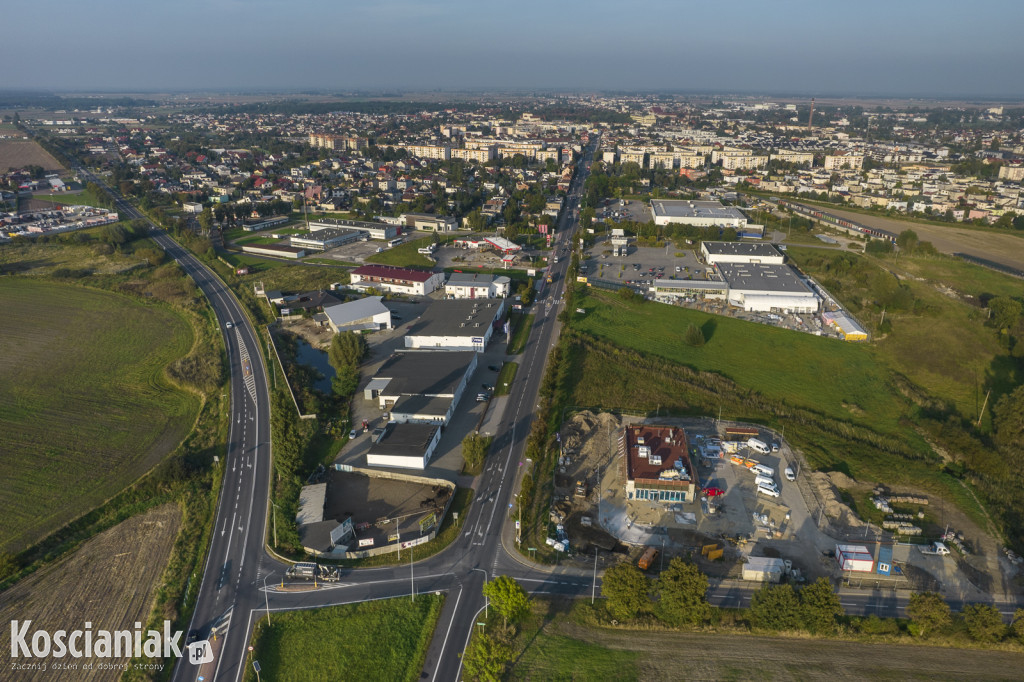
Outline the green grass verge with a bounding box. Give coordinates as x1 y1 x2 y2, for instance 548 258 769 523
30 187 106 208
0 278 199 552
219 251 290 270
243 595 444 682
366 236 435 267
495 362 518 396
507 313 535 355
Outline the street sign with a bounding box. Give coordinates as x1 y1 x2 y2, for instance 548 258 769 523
253 661 261 673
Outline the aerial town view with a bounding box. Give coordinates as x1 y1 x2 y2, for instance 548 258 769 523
3 2 1024 681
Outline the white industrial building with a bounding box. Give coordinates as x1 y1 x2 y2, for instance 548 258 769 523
651 200 748 228
701 241 786 265
445 273 511 299
717 263 820 313
366 422 443 470
322 296 392 333
404 299 505 352
290 227 362 251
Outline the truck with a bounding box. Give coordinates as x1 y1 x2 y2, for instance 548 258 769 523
741 556 789 583
919 541 951 556
638 546 659 571
546 273 554 284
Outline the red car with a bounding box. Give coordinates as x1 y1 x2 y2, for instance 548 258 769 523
703 487 725 498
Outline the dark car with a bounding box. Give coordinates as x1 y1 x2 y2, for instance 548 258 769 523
481 384 494 391
186 630 201 645
488 365 500 372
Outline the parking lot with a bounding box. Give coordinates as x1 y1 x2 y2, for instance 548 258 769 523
579 244 706 287
596 198 650 224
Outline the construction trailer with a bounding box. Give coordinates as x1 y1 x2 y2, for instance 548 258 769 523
742 556 788 583
638 546 659 571
836 544 874 572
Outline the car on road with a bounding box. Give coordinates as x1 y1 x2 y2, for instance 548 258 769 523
476 393 489 402
225 322 233 329
784 466 796 481
481 384 493 391
703 487 725 497
390 313 402 321
349 429 359 439
488 365 500 372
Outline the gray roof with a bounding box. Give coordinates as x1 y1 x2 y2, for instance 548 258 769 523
446 273 511 287
718 263 814 294
373 350 475 397
702 241 783 258
651 199 746 221
297 483 326 525
390 393 452 418
368 422 439 458
324 296 390 328
408 299 503 338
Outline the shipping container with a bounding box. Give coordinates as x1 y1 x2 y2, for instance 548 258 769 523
742 556 786 583
836 544 874 572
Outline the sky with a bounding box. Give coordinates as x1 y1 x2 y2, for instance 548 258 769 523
3 0 1023 98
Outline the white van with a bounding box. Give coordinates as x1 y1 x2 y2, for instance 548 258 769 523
754 475 775 489
751 463 775 478
757 484 780 498
784 466 796 481
747 438 770 454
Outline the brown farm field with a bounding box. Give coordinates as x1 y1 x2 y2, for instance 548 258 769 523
0 504 181 681
0 278 199 552
509 605 1024 681
0 139 63 172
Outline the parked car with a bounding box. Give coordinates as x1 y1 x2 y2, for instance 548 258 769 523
481 383 493 391
476 393 489 402
349 429 358 439
784 466 796 481
703 487 725 498
488 365 500 372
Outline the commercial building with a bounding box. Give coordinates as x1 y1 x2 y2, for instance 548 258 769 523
323 296 392 333
717 263 820 313
701 241 786 265
651 200 748 229
401 213 459 232
363 350 477 425
621 425 696 503
350 264 445 297
290 227 362 251
241 243 306 259
404 298 505 351
309 218 399 241
445 273 511 299
647 279 729 301
366 422 443 470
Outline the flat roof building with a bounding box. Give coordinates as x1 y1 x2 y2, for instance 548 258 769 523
823 310 868 341
241 243 306 259
309 218 399 241
404 298 505 352
366 422 443 470
717 263 820 314
651 200 748 228
290 227 362 251
621 425 696 504
701 241 785 265
445 273 511 299
363 350 477 426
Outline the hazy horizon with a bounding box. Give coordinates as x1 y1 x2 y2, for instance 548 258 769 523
3 0 1023 99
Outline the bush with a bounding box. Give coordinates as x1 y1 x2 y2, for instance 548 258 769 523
962 603 1006 643
684 322 705 347
855 613 899 636
906 592 951 637
749 584 802 631
601 563 651 621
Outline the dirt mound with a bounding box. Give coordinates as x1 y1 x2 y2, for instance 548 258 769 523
808 471 866 528
827 470 859 491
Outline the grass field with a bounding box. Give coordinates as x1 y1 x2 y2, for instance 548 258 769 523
506 600 1024 681
574 289 906 434
508 313 535 355
243 595 444 682
0 139 63 172
0 504 182 682
0 278 198 552
366 236 436 267
30 186 106 209
495 362 518 395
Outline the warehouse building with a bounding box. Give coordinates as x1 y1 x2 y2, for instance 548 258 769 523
290 226 362 251
322 296 392 333
404 299 505 351
366 422 442 470
362 350 477 426
647 279 728 301
241 243 306 259
621 425 696 503
651 199 748 228
445 273 511 299
717 263 820 313
350 264 446 296
309 218 399 241
701 241 785 265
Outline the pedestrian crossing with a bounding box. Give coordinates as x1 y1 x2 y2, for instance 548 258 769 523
235 329 258 405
